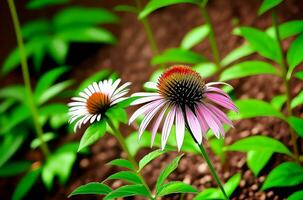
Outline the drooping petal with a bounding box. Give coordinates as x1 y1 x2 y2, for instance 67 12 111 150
205 81 233 88
175 106 185 151
131 92 160 97
205 103 233 127
129 99 164 124
161 106 176 150
205 86 231 99
195 105 209 134
151 103 169 147
185 106 202 144
205 93 238 112
130 95 162 106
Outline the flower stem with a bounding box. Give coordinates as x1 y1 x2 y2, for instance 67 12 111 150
272 10 299 161
134 0 160 55
199 4 221 69
106 119 155 200
7 0 50 157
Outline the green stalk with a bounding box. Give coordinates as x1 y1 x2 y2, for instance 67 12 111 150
134 0 160 55
200 5 221 69
7 0 50 157
106 119 155 200
272 10 299 161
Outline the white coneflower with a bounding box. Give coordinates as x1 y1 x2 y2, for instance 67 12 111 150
68 79 131 132
129 65 237 150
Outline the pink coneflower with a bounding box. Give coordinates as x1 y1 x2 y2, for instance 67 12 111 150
68 79 131 132
129 65 237 150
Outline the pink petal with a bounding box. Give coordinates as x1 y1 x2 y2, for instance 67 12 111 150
205 103 233 127
205 93 238 112
175 106 185 151
161 106 176 150
195 105 209 134
185 106 202 144
205 81 233 88
130 95 162 105
205 86 231 99
151 103 169 147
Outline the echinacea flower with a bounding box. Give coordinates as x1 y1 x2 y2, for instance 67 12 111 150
68 79 131 131
129 65 237 150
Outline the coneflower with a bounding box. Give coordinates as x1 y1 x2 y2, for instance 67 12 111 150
129 65 237 200
68 79 130 132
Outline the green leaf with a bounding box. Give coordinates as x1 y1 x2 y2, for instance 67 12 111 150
209 137 225 161
138 149 167 172
34 66 69 98
0 131 27 167
287 33 303 79
57 27 117 44
21 19 50 39
0 85 26 102
181 24 210 50
30 132 56 149
42 144 77 190
53 7 119 29
288 190 303 200
235 27 282 64
193 62 217 78
258 0 283 15
247 151 273 176
78 120 106 152
266 20 303 39
151 48 207 65
194 173 241 199
0 161 31 177
104 171 142 184
104 184 150 200
156 155 183 192
295 71 303 80
48 38 68 64
229 99 285 120
221 44 254 67
12 168 41 200
219 61 279 81
26 0 68 9
106 107 127 124
271 94 286 111
114 5 138 14
38 80 73 105
262 162 303 190
107 159 135 171
287 117 303 138
39 103 68 116
69 182 112 197
139 0 200 19
291 91 303 109
157 181 197 196
225 136 292 156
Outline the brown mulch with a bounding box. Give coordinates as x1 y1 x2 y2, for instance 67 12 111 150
1 0 303 199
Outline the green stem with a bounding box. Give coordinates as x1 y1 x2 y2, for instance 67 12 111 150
106 119 155 200
7 0 50 157
197 144 229 200
200 5 221 69
272 10 299 161
134 0 160 55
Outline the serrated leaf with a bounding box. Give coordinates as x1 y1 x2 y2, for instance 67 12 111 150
235 27 282 64
287 117 303 138
104 171 142 184
229 99 285 120
225 136 292 156
181 24 210 50
288 190 303 200
107 159 135 171
258 0 283 15
219 61 279 81
34 66 69 98
262 162 303 190
139 0 200 19
221 44 254 67
139 149 167 171
78 120 106 151
53 7 119 29
287 33 303 79
104 184 150 200
291 91 303 109
12 168 41 200
247 151 273 176
0 161 31 177
157 181 197 196
156 155 183 192
69 182 112 197
151 48 207 65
